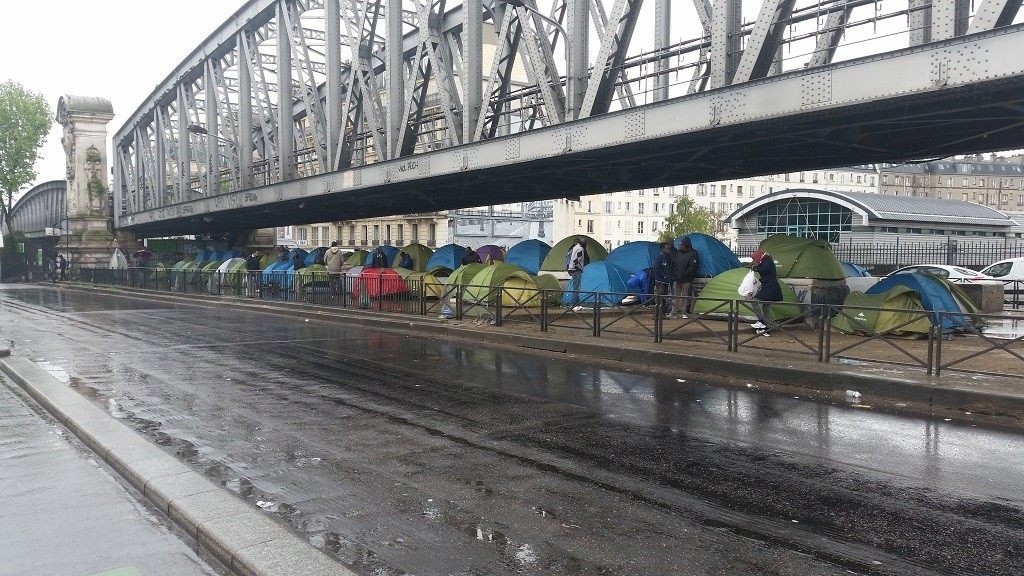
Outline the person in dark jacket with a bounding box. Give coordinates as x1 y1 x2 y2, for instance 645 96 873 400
672 237 700 318
652 241 675 316
461 247 482 266
398 251 413 269
370 247 389 268
748 249 783 333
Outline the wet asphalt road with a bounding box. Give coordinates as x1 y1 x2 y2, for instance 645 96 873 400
2 285 1023 576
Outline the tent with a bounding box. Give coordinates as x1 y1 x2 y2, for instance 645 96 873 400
262 261 294 288
110 249 128 269
625 268 653 302
841 261 871 277
535 273 563 303
258 252 275 270
345 249 369 266
425 244 466 273
541 235 608 272
693 268 803 320
405 271 448 299
446 263 487 287
394 243 434 272
294 263 329 292
215 257 247 287
675 233 742 277
831 287 935 336
305 247 328 266
864 273 976 331
464 263 544 306
353 267 408 297
476 245 505 264
560 261 632 306
364 245 399 267
606 241 661 275
757 235 845 280
505 240 551 275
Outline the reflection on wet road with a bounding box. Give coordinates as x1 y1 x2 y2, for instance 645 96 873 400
3 285 1023 575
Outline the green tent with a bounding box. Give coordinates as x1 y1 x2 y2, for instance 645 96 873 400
758 235 845 280
405 271 448 298
447 263 487 286
831 287 934 336
540 235 608 272
393 243 434 272
693 268 803 321
464 263 543 306
345 249 369 266
535 273 564 304
294 263 329 292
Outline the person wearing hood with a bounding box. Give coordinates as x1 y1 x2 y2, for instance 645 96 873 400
461 247 482 266
672 237 700 318
652 241 675 316
749 250 783 334
324 241 345 274
370 247 389 268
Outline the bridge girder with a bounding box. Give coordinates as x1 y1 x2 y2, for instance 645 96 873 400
112 0 1024 236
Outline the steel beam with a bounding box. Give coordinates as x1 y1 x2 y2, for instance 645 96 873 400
387 0 404 159
909 0 932 45
154 108 166 207
205 60 221 196
462 0 483 142
653 0 670 101
711 0 742 88
732 0 797 83
932 0 970 40
808 1 853 67
325 0 344 165
237 32 254 189
277 0 295 180
177 85 191 202
567 0 589 115
968 0 1023 32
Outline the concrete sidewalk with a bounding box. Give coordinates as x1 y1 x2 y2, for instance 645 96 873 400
0 373 218 576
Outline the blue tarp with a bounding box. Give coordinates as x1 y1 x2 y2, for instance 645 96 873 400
606 241 661 275
365 245 399 267
674 233 741 277
505 239 552 275
561 261 633 306
841 261 870 277
425 244 467 273
626 268 653 301
866 273 970 331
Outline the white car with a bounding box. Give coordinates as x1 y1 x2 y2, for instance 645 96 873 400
981 258 1024 281
888 264 993 283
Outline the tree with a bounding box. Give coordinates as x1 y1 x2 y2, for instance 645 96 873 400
0 81 52 233
658 196 716 243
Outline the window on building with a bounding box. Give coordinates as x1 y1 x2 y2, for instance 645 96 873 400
604 221 612 234
428 223 437 246
637 221 644 234
311 226 319 244
638 203 645 215
625 202 630 211
813 173 820 184
587 220 594 234
883 174 889 184
372 225 380 246
870 176 876 186
972 231 987 236
828 173 835 182
979 178 985 187
951 230 967 236
1019 195 1024 206
361 225 368 245
963 177 969 186
928 229 945 235
880 226 898 233
652 221 659 232
299 227 308 241
638 190 645 196
799 172 805 182
962 192 969 201
906 228 922 234
411 223 419 243
754 198 853 243
397 224 404 245
653 203 659 214
669 203 675 214
617 220 622 228
784 173 791 182
737 186 743 197
856 175 862 183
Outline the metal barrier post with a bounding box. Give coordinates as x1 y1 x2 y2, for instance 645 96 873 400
495 288 503 327
933 317 943 376
927 322 936 375
817 304 827 362
592 297 600 337
455 288 464 320
540 291 548 332
824 312 833 361
654 296 663 343
376 274 383 311
418 282 426 315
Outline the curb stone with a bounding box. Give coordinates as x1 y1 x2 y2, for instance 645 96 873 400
0 355 356 576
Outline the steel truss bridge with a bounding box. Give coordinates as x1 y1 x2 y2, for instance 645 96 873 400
112 0 1024 237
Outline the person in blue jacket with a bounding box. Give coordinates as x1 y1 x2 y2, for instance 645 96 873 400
749 249 783 333
652 241 675 316
398 251 414 269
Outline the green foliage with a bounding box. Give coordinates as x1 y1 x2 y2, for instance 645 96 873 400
658 196 716 243
87 177 106 200
0 81 52 231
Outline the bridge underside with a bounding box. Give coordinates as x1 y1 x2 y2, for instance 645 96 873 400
120 28 1024 238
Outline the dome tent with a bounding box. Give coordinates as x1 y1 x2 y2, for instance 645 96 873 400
425 244 467 273
841 261 871 277
505 239 551 275
831 286 934 337
345 249 369 266
606 241 661 275
464 263 544 307
353 267 408 297
294 264 330 292
693 268 802 321
394 243 434 272
405 271 448 299
675 233 742 277
476 245 505 264
560 261 632 307
446 263 487 287
541 235 608 272
757 235 845 280
364 245 399 267
305 247 328 266
864 273 978 332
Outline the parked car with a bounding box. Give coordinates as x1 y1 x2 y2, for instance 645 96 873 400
887 264 993 282
981 258 1024 281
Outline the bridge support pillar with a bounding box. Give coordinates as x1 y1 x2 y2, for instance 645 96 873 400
55 95 117 268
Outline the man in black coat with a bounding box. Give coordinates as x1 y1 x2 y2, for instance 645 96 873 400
672 237 700 318
749 249 783 333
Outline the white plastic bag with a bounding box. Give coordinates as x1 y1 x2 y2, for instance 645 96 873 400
738 270 760 299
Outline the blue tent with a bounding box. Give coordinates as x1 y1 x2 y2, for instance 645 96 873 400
866 273 970 331
221 249 242 260
425 244 466 273
261 261 294 287
505 239 551 275
841 261 870 277
561 261 632 306
193 249 213 262
364 245 399 267
606 241 661 275
674 233 741 277
305 247 327 266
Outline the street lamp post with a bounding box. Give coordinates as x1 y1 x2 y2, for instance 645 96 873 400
498 0 573 119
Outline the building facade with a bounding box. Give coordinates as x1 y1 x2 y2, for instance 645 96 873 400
878 154 1024 210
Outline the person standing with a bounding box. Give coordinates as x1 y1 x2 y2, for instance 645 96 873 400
292 250 305 271
57 255 68 281
566 238 587 307
748 250 783 334
652 241 675 317
324 242 344 273
461 246 482 266
370 247 389 268
671 237 700 318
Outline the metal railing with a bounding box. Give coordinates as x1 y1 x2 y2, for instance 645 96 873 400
73 267 1024 380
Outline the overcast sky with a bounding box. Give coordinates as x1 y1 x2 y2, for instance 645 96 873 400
0 1 241 197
